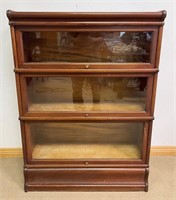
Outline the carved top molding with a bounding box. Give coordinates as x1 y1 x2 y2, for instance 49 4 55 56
7 10 167 26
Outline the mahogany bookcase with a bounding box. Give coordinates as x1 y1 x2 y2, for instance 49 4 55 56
7 10 166 192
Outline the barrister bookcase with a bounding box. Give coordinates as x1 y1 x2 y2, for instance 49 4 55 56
7 10 166 192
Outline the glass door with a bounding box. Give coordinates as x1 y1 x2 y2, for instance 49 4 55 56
25 122 145 161
22 31 153 63
21 75 152 114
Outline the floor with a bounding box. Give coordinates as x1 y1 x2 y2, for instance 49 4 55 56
0 157 175 200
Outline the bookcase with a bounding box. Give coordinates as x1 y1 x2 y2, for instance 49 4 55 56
7 10 166 192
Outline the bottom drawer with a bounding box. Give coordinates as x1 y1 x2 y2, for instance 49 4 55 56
25 167 148 192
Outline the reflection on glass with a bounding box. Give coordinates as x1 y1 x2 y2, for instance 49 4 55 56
30 122 143 159
23 31 152 63
26 76 147 112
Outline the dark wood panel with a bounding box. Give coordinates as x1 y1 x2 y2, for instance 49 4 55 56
24 163 149 168
15 68 159 73
10 21 165 26
26 184 146 192
20 116 154 121
25 167 147 191
20 63 153 69
7 10 166 22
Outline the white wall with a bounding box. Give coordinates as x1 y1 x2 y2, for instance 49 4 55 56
0 0 175 147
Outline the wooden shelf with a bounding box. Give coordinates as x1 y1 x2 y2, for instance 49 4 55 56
29 102 145 112
32 143 141 159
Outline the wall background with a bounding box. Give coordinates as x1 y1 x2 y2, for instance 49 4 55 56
0 0 175 147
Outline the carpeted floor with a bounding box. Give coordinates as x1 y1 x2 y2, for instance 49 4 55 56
0 157 175 200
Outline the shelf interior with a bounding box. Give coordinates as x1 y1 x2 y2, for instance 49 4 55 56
27 77 146 112
23 31 152 63
30 122 143 160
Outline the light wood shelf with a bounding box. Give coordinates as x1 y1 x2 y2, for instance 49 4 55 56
29 102 145 112
32 143 141 159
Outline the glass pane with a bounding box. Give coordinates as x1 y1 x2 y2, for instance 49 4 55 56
30 122 143 160
26 76 147 112
23 31 152 63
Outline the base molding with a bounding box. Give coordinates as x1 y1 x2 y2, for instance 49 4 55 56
0 146 175 158
25 167 147 192
150 146 176 156
0 148 23 158
26 184 146 192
